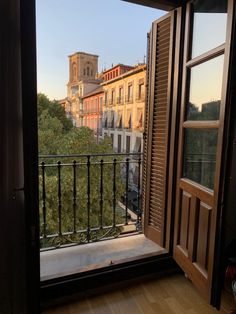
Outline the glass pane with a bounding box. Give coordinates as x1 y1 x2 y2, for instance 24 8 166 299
186 55 224 121
183 129 218 190
192 0 227 58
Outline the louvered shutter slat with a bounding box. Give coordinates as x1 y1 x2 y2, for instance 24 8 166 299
143 13 174 246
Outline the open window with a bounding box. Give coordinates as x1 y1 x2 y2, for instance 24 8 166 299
9 0 236 311
173 0 231 305
143 0 234 307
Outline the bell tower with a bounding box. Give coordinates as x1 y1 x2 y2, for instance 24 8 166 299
68 52 99 84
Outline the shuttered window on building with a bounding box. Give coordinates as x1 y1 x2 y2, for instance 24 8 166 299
143 12 175 247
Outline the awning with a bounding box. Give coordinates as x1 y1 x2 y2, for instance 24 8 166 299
137 109 143 128
116 112 122 128
125 110 131 128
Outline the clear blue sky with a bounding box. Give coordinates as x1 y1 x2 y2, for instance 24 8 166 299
36 0 164 100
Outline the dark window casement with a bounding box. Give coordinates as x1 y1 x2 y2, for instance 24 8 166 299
118 134 122 153
110 133 114 145
116 111 123 129
126 135 131 153
125 110 132 129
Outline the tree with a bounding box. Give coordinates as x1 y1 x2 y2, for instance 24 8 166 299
37 94 125 248
37 93 73 132
38 110 64 155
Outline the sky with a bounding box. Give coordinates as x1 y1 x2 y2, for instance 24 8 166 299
36 0 164 100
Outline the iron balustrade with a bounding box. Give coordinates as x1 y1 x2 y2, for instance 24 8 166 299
38 153 143 250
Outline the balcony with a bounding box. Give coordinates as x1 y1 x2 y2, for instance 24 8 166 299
38 153 144 249
39 153 163 281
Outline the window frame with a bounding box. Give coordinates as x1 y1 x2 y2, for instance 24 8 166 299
179 1 227 193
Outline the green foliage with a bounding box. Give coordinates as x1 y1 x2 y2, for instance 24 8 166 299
37 93 73 132
37 94 125 248
38 110 64 155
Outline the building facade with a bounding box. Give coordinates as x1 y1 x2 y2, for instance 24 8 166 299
102 64 146 154
82 86 104 136
63 52 102 127
102 64 146 188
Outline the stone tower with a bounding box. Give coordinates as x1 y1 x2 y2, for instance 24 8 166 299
68 52 98 84
65 52 101 127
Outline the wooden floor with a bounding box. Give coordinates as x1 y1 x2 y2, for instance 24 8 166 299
42 274 235 314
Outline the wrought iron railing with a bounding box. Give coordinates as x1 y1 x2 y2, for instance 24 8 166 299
38 153 143 250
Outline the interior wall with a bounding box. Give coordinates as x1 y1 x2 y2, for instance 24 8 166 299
0 1 28 313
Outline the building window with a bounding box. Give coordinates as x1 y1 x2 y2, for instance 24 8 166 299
118 134 122 153
107 110 114 128
110 133 114 146
111 89 115 104
105 92 108 105
94 99 97 111
87 67 90 76
116 111 122 129
118 86 123 104
126 136 130 154
72 62 77 80
127 83 133 102
103 112 107 128
84 68 86 76
100 97 103 110
138 82 145 100
133 137 141 153
71 85 79 95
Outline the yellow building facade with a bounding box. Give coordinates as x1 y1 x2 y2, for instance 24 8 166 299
102 64 146 155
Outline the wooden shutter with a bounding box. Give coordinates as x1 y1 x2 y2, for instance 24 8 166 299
143 13 175 246
142 32 151 237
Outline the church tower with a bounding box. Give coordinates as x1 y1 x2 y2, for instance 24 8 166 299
68 52 98 84
66 52 101 127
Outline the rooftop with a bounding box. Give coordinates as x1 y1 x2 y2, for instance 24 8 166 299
103 63 134 74
68 51 99 58
83 86 104 99
102 64 146 85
